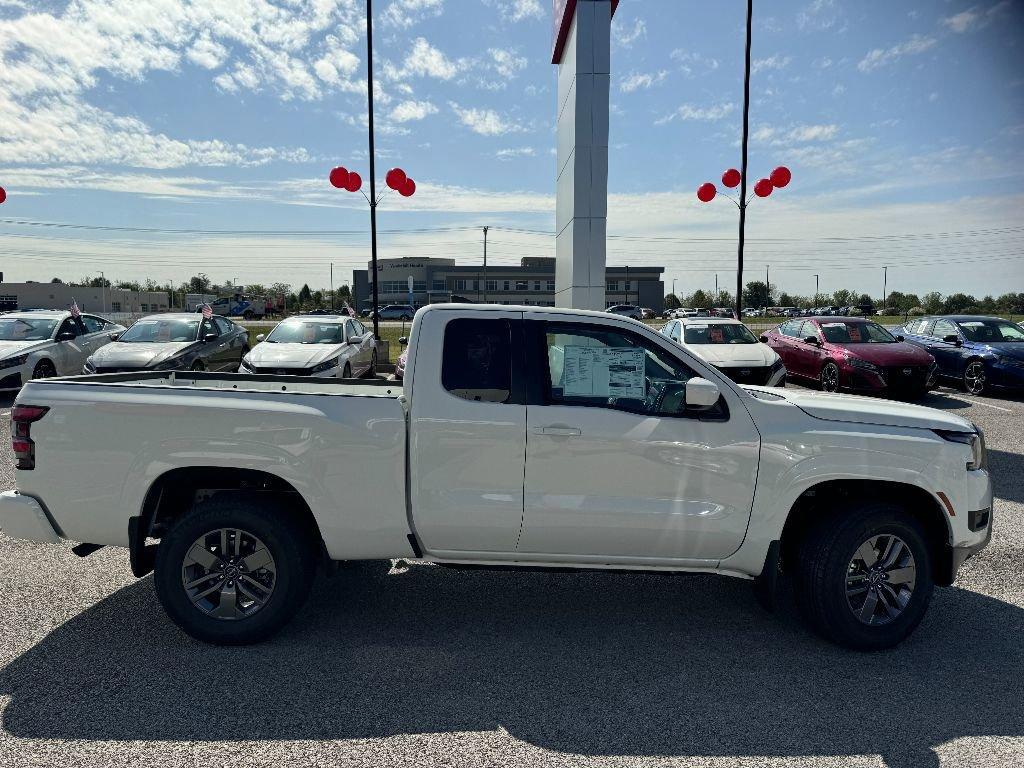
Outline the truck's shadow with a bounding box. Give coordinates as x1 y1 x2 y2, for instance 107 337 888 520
1 562 1021 768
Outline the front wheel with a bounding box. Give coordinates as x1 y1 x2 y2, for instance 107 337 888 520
795 502 933 650
31 359 57 380
963 359 986 395
242 310 254 320
154 497 316 644
190 360 205 372
819 361 841 392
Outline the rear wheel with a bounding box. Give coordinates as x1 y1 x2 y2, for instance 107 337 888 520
963 359 986 395
795 502 933 650
819 361 840 392
154 497 316 644
31 359 57 380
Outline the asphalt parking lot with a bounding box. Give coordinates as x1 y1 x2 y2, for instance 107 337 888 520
0 384 1021 768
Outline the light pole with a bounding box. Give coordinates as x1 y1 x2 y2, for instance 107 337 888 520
814 273 819 304
99 271 106 313
764 264 769 315
882 265 888 312
483 225 489 303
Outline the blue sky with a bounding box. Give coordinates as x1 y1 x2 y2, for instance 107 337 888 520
1 0 1022 300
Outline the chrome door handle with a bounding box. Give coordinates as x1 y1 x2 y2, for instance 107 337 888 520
536 425 581 436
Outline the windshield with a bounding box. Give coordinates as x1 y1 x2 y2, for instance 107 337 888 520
958 320 1024 343
0 317 58 341
266 321 345 344
120 318 200 343
819 321 896 344
683 323 758 345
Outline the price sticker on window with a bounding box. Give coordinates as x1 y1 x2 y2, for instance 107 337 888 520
709 327 725 343
848 326 862 342
563 346 645 399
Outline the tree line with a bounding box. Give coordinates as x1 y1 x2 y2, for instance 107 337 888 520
664 282 1024 316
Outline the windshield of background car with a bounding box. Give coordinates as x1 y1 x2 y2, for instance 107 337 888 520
120 318 200 343
683 323 758 345
819 321 896 344
266 321 344 344
0 317 58 341
958 320 1024 342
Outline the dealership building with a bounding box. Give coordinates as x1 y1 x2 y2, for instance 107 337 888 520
353 257 665 312
0 282 169 314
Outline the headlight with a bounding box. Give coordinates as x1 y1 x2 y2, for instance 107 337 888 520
0 354 30 370
311 357 340 374
934 427 987 471
846 357 880 373
240 356 252 371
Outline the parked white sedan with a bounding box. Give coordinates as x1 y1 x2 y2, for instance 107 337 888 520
0 310 124 391
661 317 786 387
240 315 377 378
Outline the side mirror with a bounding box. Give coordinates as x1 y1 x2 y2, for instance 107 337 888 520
803 335 820 346
399 336 408 346
203 332 218 342
685 377 721 409
895 335 905 342
109 332 121 341
943 334 962 347
255 334 265 343
758 334 769 343
56 331 75 341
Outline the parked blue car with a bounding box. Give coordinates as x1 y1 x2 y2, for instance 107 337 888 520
894 315 1024 395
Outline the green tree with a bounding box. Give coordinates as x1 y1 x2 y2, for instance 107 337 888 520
943 293 978 314
743 281 772 308
188 274 212 294
50 277 63 283
687 289 712 309
921 292 944 314
831 289 857 307
298 284 313 304
712 289 733 309
663 293 681 310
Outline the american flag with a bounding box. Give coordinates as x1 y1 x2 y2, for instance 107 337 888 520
70 299 80 318
342 300 354 317
201 303 213 319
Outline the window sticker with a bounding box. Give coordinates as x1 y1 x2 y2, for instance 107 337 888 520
563 345 646 399
822 322 844 328
847 326 862 342
709 327 725 343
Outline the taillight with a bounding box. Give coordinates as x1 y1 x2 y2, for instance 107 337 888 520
11 405 49 470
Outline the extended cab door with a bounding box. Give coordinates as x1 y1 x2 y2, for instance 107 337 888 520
518 316 760 563
407 310 527 555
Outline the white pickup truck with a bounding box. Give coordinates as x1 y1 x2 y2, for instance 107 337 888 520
0 305 992 650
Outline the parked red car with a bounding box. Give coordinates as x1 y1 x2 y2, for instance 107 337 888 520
763 317 937 397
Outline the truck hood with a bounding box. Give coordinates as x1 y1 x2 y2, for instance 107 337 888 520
0 340 50 359
743 386 974 432
691 342 778 367
248 342 345 368
90 341 197 368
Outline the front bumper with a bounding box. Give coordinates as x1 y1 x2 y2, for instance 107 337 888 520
0 490 62 543
0 362 32 391
942 468 994 583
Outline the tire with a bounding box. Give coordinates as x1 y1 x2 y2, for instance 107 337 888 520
190 360 205 372
795 501 933 650
342 362 352 379
31 359 57 380
819 361 841 392
962 359 986 396
153 496 317 645
242 310 254 320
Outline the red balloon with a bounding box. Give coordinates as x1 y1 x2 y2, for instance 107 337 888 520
722 168 741 188
329 166 349 188
345 171 362 193
770 166 791 188
696 182 716 203
386 168 407 190
400 178 416 197
0 186 6 204
754 178 773 197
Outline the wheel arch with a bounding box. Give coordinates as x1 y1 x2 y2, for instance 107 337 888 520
778 479 955 586
129 466 324 577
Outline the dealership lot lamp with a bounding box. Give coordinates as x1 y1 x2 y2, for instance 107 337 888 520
697 165 791 317
329 165 417 339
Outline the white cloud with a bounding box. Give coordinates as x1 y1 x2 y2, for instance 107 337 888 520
449 102 523 135
386 37 463 80
832 83 846 96
669 50 719 77
657 102 735 124
620 70 668 93
752 123 840 145
187 34 228 70
788 124 839 142
389 99 438 123
797 0 842 31
489 48 528 79
942 2 1011 34
613 18 646 47
858 34 937 72
752 54 792 74
496 147 536 159
382 0 444 29
503 0 543 22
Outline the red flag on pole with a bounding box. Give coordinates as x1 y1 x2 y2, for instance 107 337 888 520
70 299 81 318
201 303 213 319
